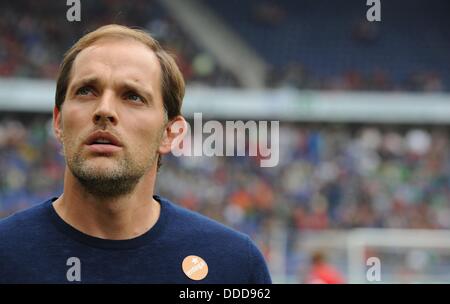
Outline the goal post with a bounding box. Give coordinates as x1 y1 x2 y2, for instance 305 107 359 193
347 229 450 283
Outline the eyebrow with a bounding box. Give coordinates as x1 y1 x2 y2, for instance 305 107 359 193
69 76 102 94
69 77 154 102
122 80 154 103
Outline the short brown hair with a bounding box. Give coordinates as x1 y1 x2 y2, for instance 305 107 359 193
55 24 185 169
55 24 185 119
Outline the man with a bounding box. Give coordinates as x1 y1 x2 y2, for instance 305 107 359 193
304 251 345 284
0 24 271 284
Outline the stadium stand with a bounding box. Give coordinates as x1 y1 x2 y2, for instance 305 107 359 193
0 0 239 86
204 0 450 91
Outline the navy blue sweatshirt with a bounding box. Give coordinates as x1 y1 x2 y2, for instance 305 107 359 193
0 195 271 284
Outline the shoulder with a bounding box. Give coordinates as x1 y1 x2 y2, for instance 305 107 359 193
160 196 249 243
0 199 53 239
0 199 55 272
157 196 272 283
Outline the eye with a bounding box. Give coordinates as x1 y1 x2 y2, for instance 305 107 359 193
75 86 94 96
125 91 144 103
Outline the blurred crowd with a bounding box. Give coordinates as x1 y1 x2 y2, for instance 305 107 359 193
158 123 450 236
267 65 446 92
1 116 449 234
0 0 239 87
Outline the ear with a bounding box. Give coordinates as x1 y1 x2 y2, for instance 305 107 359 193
158 115 187 155
53 105 63 142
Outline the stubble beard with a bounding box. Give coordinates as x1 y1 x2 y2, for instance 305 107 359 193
64 138 161 199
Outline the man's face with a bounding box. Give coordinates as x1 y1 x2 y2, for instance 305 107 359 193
54 38 169 197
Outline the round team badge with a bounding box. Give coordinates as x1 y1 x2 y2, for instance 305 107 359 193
182 255 208 281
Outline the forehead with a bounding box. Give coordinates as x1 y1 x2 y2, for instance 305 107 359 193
70 37 162 93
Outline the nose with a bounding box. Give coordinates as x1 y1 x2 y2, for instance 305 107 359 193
93 90 118 126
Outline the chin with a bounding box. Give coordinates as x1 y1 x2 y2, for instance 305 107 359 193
82 160 121 174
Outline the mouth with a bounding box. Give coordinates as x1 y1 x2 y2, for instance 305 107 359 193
85 131 123 154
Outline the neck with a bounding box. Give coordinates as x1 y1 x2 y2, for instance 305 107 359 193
53 166 160 240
